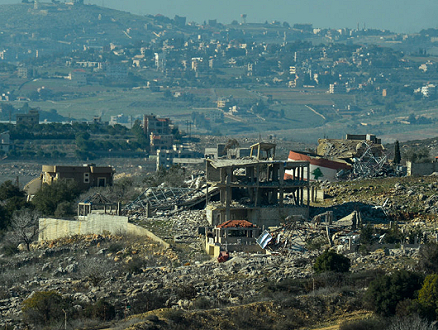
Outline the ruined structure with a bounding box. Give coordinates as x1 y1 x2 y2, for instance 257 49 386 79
205 220 262 256
317 134 384 161
288 134 387 181
287 150 351 181
78 193 120 216
206 157 310 227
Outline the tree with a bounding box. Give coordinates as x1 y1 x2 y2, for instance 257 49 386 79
32 179 81 216
364 270 423 316
418 274 438 320
313 249 350 274
418 242 438 274
0 180 23 200
0 180 29 229
394 140 401 164
360 223 374 245
10 209 40 251
22 291 66 326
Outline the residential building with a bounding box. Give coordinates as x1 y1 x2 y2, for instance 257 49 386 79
41 164 114 190
421 84 437 98
156 145 203 170
329 82 347 94
69 69 87 86
150 133 174 153
16 109 39 125
0 131 10 153
143 114 172 136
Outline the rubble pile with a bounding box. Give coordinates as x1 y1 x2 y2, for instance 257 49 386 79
317 176 438 220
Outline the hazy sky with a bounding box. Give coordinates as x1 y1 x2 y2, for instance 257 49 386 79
3 0 438 33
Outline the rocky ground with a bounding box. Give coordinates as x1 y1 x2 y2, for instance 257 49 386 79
1 175 437 329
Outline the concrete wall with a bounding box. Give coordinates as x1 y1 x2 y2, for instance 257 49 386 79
39 214 170 248
407 161 438 176
39 213 128 241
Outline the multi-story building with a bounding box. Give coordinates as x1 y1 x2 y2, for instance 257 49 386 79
143 114 172 136
206 143 310 227
143 114 174 153
329 82 347 94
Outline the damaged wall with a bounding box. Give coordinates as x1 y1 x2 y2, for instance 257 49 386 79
407 161 438 176
39 213 128 241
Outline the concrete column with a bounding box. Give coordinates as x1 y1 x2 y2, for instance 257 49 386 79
226 167 231 221
279 162 284 207
255 164 259 207
306 163 310 208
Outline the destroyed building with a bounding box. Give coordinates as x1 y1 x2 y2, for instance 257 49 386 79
206 143 310 227
205 220 263 256
316 134 384 162
288 134 387 181
287 150 351 181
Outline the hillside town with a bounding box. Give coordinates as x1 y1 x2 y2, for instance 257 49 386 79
1 1 438 330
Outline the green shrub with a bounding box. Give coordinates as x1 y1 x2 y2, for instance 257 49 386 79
1 242 19 256
22 291 66 326
386 315 436 330
313 249 350 274
339 317 386 330
364 270 423 316
163 308 185 323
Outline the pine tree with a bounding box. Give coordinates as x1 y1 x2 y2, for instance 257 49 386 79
393 140 401 164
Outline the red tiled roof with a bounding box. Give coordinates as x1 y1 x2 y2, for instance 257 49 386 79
217 220 255 228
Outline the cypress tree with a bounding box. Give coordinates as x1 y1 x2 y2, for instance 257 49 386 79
393 140 401 164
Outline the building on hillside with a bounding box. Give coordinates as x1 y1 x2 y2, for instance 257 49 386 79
25 164 115 197
0 131 10 153
150 133 174 153
41 164 114 190
156 145 203 170
143 114 174 153
329 82 347 94
17 67 33 79
143 114 172 135
16 109 39 126
69 69 87 86
206 157 310 227
105 63 127 81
